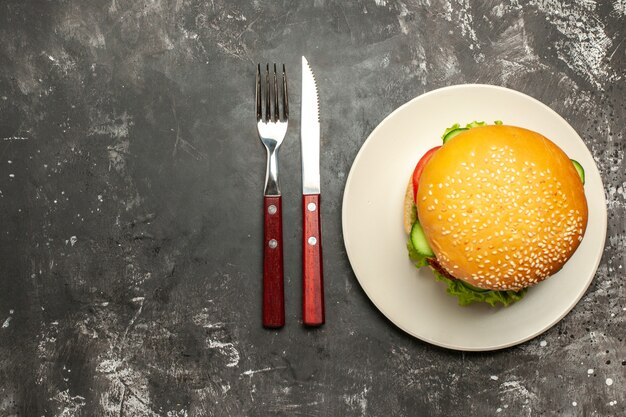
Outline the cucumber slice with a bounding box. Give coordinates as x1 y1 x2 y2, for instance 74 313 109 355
571 159 585 184
442 123 461 140
410 221 435 257
443 127 468 144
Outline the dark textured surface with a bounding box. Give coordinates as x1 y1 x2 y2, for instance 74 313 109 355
0 1 625 416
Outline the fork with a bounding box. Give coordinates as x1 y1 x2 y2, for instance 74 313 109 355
256 63 288 328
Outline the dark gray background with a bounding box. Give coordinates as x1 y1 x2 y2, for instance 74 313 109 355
1 1 624 416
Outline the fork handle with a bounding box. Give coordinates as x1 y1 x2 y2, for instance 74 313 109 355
303 194 324 326
263 195 285 328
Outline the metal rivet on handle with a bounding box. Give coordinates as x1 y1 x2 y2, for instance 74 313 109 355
307 202 316 212
268 204 277 215
308 236 317 246
268 239 278 249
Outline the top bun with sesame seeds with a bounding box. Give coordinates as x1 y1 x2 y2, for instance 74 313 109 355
407 125 588 292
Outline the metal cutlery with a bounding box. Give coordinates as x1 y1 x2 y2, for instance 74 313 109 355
301 56 325 326
256 63 288 328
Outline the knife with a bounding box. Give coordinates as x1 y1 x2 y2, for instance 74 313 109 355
301 56 325 326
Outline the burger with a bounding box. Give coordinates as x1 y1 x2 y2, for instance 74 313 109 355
404 122 588 306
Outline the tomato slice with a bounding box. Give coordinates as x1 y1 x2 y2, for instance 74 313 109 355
412 146 441 203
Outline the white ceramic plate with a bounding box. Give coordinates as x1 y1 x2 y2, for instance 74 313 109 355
342 84 607 351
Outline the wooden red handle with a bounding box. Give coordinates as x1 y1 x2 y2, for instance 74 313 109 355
263 195 284 328
302 194 324 326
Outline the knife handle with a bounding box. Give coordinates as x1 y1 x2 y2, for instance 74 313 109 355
302 194 325 326
263 195 285 328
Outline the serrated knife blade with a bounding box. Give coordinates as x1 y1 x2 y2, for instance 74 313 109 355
301 56 321 194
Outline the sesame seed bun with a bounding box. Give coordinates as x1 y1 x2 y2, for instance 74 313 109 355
404 179 416 235
407 125 588 291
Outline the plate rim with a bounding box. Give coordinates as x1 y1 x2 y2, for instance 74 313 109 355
341 83 608 351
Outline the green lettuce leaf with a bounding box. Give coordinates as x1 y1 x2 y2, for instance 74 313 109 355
465 120 486 129
441 120 502 142
432 270 527 307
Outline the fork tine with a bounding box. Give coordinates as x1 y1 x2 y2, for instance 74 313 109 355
282 64 289 120
265 64 270 122
273 64 279 122
255 64 261 121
